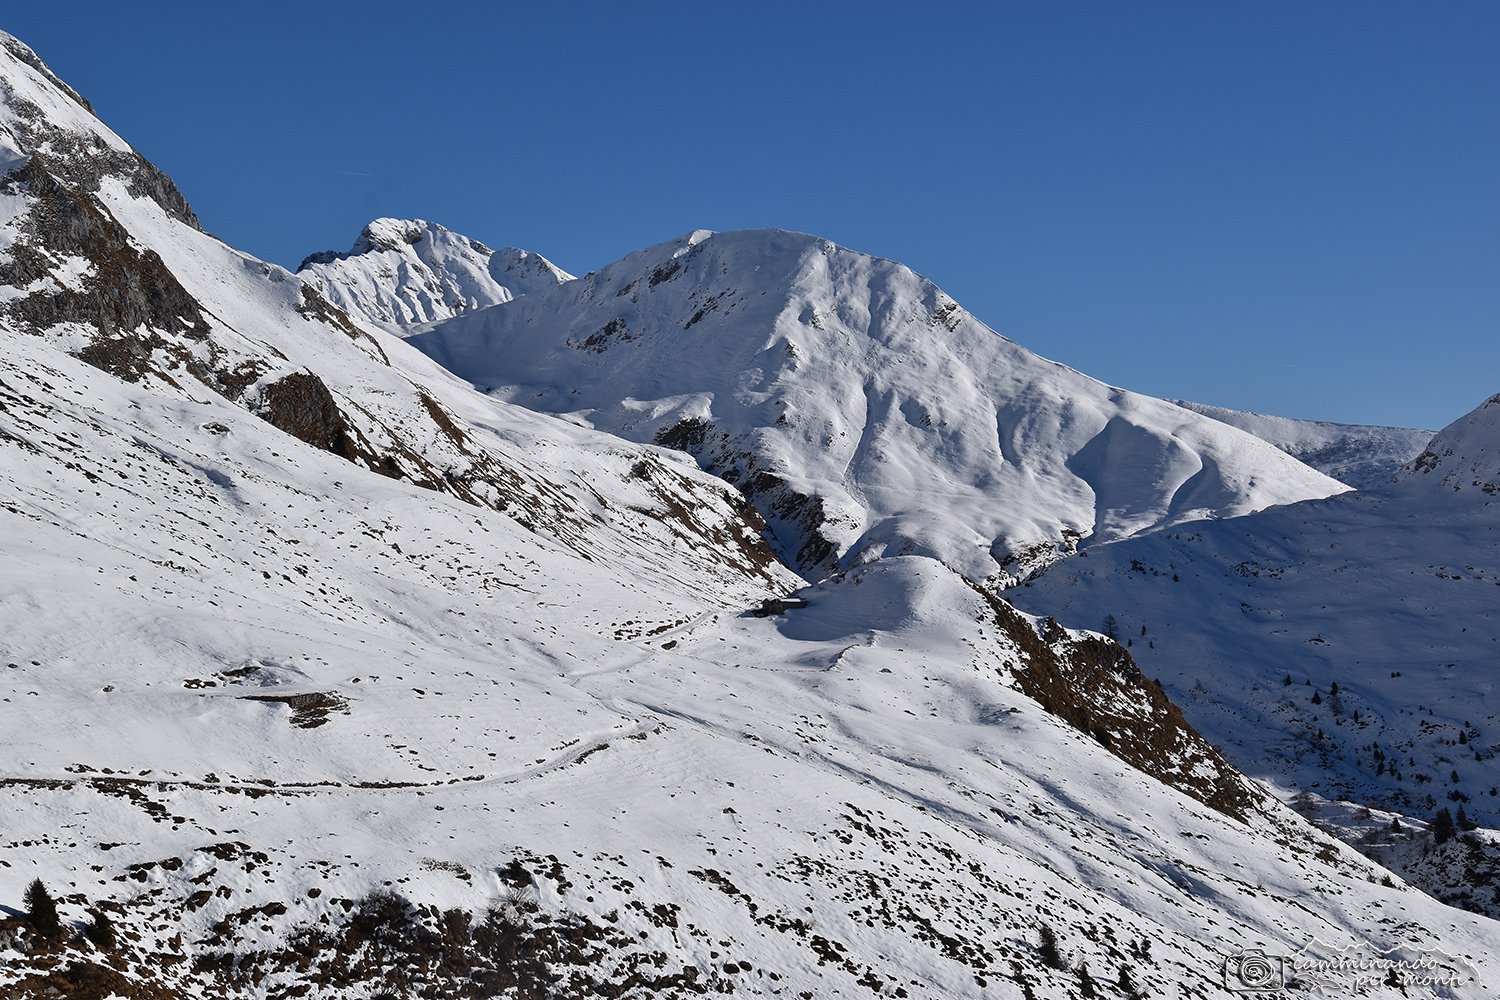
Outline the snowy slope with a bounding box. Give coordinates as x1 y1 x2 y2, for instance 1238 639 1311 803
298 218 573 333
3 28 1499 1000
1173 398 1433 491
1401 392 1500 495
1014 395 1500 912
410 229 1349 582
5 338 1497 998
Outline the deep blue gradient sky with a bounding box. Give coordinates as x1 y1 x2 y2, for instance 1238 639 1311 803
8 3 1495 428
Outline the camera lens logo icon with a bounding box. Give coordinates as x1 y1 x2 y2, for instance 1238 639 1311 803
1224 949 1287 992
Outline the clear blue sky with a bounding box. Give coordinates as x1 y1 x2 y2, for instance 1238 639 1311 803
7 3 1495 428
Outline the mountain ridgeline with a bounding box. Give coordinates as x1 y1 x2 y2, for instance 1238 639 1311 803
409 228 1349 582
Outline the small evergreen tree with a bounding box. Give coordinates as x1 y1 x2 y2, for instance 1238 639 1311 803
1118 965 1140 999
84 910 115 950
1311 690 1323 705
1457 805 1477 831
1432 807 1456 845
1101 615 1119 641
23 879 60 938
1077 961 1099 998
1283 673 1293 686
1037 922 1067 970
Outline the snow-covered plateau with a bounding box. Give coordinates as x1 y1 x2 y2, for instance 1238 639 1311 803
2 26 1496 1000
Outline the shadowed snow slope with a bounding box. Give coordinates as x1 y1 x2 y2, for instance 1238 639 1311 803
298 217 573 333
1015 392 1500 915
410 229 1348 582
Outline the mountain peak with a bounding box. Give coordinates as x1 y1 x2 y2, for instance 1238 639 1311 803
0 30 94 114
299 218 489 268
411 226 1348 580
297 219 573 331
1401 392 1500 495
0 31 200 228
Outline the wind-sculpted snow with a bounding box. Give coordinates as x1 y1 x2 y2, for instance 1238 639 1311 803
298 218 573 333
411 229 1348 582
1173 398 1433 491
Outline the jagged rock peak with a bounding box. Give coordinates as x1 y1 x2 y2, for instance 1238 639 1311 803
297 218 573 331
0 31 200 229
0 31 93 113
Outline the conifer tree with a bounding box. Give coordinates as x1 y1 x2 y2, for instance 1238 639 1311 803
84 910 116 950
23 879 60 938
1037 922 1067 970
1077 962 1099 998
1432 807 1456 845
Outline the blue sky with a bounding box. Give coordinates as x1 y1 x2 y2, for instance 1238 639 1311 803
7 3 1495 428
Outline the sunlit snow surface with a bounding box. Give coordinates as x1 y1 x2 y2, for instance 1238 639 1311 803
411 228 1349 582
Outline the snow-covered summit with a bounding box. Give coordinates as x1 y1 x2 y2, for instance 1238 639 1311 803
1400 391 1500 495
298 217 573 332
412 227 1350 580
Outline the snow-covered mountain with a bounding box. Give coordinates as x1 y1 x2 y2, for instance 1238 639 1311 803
1014 395 1500 913
408 229 1349 582
1173 398 1433 491
4 27 1498 999
1401 392 1500 495
298 217 573 333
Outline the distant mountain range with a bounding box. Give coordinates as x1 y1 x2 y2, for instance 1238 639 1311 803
1171 398 1433 491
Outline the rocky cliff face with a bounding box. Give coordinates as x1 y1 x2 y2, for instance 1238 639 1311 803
0 38 787 595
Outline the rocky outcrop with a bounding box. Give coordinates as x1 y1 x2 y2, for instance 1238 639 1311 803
655 416 839 575
971 580 1262 821
0 54 200 229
